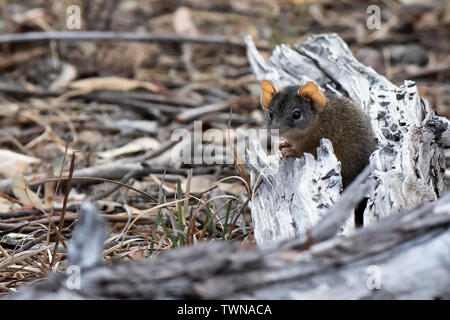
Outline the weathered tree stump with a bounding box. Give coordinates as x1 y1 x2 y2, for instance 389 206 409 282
6 34 450 300
245 33 448 244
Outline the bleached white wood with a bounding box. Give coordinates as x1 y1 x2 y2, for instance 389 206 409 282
246 138 348 244
9 193 450 300
6 33 449 301
245 33 447 243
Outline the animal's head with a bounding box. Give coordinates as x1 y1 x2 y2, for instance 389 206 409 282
260 80 326 135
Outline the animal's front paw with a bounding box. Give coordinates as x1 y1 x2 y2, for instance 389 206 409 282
278 141 292 149
281 147 298 158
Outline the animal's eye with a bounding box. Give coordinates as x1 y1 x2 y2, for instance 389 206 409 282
292 110 301 119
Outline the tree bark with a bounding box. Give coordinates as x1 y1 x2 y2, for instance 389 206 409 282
8 192 450 299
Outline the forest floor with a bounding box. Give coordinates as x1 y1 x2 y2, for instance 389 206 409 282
0 0 449 295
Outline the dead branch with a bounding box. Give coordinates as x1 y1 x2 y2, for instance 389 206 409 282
3 33 449 300
7 192 450 299
0 31 269 51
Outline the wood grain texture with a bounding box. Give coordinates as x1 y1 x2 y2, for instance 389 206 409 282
8 193 450 299
6 34 449 300
245 33 447 243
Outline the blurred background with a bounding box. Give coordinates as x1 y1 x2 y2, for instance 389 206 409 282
1 0 448 115
0 0 449 294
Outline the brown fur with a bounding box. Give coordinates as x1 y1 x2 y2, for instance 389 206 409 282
261 79 377 188
281 92 376 187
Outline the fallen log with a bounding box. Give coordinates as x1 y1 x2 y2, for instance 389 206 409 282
245 33 448 243
8 191 450 299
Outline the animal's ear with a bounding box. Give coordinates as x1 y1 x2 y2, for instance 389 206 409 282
260 80 277 110
298 81 326 113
